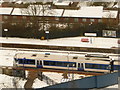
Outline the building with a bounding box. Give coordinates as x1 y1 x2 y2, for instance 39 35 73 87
0 4 119 37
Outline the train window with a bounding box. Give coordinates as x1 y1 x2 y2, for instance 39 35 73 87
56 62 62 66
78 63 80 67
98 65 103 69
69 63 73 67
85 63 97 69
44 61 49 65
44 61 56 66
37 61 42 65
50 62 56 66
69 62 76 67
81 63 84 68
40 61 42 65
114 65 118 70
18 60 23 64
89 64 93 68
85 63 89 68
27 60 35 65
102 65 108 69
37 61 39 65
63 63 68 67
92 64 98 69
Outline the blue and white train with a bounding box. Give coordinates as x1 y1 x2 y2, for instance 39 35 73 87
14 52 120 73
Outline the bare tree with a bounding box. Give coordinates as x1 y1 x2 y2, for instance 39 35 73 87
21 2 53 38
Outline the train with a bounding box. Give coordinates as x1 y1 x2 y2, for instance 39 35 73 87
13 52 120 73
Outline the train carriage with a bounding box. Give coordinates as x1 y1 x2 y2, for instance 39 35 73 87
14 52 120 73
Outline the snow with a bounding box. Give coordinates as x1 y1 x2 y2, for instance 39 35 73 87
103 10 118 18
106 84 118 88
0 8 13 15
43 72 89 84
0 36 119 49
0 49 16 66
32 78 49 88
0 74 26 89
0 6 118 19
63 6 103 18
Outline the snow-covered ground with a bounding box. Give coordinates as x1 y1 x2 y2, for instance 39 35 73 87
0 74 26 89
0 36 119 48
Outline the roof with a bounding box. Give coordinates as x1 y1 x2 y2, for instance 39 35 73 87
63 6 103 18
0 6 118 18
103 10 118 18
0 7 13 14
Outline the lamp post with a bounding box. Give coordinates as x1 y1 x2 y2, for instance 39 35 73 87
4 29 8 39
89 22 93 44
72 64 75 80
45 30 49 41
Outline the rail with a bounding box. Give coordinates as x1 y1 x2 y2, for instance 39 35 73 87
1 43 118 53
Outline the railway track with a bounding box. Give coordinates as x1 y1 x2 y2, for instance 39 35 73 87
1 43 118 53
14 67 104 76
0 65 104 76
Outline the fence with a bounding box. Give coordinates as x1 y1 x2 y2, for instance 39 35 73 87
45 72 118 89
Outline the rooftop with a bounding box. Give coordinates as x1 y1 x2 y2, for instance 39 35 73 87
0 6 118 18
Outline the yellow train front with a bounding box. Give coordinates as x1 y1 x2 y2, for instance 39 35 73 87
14 52 119 73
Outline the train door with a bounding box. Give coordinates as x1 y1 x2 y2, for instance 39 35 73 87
78 63 84 71
37 60 43 68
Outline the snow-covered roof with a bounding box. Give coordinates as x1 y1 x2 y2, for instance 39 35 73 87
0 7 13 15
103 10 118 18
12 8 28 15
0 6 118 18
63 6 103 18
54 2 70 6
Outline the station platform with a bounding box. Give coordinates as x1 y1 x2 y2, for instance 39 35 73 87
0 36 119 53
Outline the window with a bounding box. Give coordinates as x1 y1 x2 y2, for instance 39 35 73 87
85 63 93 68
37 61 42 65
98 19 102 23
4 16 8 20
56 62 62 66
44 61 49 65
13 16 17 19
55 17 59 21
27 60 35 65
103 30 116 37
114 65 118 70
65 18 69 21
63 63 68 67
11 23 16 26
82 19 86 22
18 60 23 64
90 19 94 22
74 18 79 22
23 16 26 19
